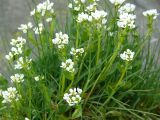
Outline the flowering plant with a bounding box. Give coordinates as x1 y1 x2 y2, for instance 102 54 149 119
0 0 160 119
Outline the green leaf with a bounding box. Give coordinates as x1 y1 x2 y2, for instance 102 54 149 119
106 110 122 117
28 32 37 46
24 49 32 57
56 115 69 120
72 105 82 119
57 104 68 113
0 76 8 89
64 72 74 81
107 62 119 76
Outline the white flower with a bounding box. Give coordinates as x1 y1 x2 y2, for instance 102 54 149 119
10 38 17 46
52 32 69 49
109 0 125 6
117 12 136 29
34 76 40 81
68 0 99 11
68 3 73 8
34 75 44 82
120 49 135 61
77 88 82 94
25 118 30 120
30 9 36 16
2 87 20 104
30 0 54 16
10 74 24 83
46 17 52 22
77 13 91 23
143 9 159 19
5 52 14 60
63 88 82 106
60 59 75 73
9 37 26 57
18 22 33 33
118 3 136 14
70 48 84 57
6 36 26 61
67 0 82 11
11 47 23 55
33 23 43 34
10 37 26 47
77 10 107 28
91 10 108 20
74 5 81 11
70 48 77 55
109 32 114 36
91 10 108 28
86 3 97 12
81 0 86 3
14 57 32 70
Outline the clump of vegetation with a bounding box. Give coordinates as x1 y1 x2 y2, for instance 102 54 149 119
0 0 160 119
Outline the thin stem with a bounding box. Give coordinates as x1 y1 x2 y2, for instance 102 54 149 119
76 23 79 48
96 30 101 65
101 63 128 107
77 27 92 79
145 18 153 70
61 73 65 96
84 30 125 106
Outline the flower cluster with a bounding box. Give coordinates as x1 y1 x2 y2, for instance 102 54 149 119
14 57 32 70
72 0 107 28
5 37 26 60
91 10 108 26
10 74 24 83
46 17 52 23
30 0 54 16
117 12 136 29
25 118 30 120
33 23 43 35
18 22 33 33
60 59 75 73
143 9 159 19
77 10 108 28
109 0 125 6
118 3 136 14
63 88 82 106
1 87 20 104
77 13 92 22
34 75 44 82
68 0 82 11
86 2 97 12
70 48 84 57
68 0 99 11
116 2 136 29
120 49 135 61
52 32 69 49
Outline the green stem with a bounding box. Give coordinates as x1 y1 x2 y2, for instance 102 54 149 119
77 27 92 80
100 63 128 107
65 79 74 93
82 50 92 96
84 30 125 106
145 18 153 70
23 69 33 119
76 23 79 48
96 30 101 65
27 76 32 119
61 73 65 96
